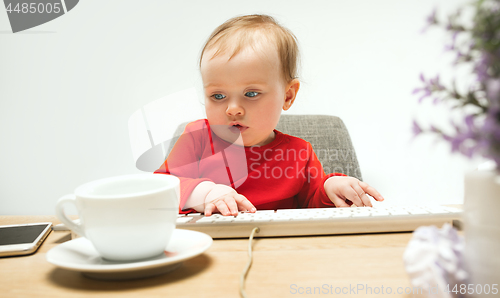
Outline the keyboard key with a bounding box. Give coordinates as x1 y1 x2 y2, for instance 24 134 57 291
254 210 275 215
425 207 450 214
407 209 429 215
389 210 410 215
176 217 194 224
312 214 332 220
332 213 351 218
235 214 254 219
441 207 462 213
233 217 253 223
214 217 235 223
276 209 305 214
272 214 293 221
371 211 390 216
352 212 371 217
350 207 370 211
196 217 216 224
291 214 314 220
253 217 272 222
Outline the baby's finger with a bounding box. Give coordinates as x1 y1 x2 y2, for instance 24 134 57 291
330 195 351 208
223 196 239 216
204 203 216 216
344 186 363 207
360 193 372 207
234 194 256 212
352 184 372 207
214 199 232 216
359 181 384 201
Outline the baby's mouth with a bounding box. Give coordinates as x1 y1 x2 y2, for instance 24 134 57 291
229 124 248 134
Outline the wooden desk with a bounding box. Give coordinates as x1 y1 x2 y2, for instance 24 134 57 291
0 216 420 298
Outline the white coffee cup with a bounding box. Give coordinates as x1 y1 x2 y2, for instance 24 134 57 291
55 173 180 261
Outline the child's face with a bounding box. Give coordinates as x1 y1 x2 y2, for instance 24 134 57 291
201 45 299 147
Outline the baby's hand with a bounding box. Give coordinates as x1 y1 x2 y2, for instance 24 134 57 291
324 176 384 207
204 184 256 216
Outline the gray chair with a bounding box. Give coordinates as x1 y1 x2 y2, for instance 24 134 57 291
167 115 362 180
275 115 362 180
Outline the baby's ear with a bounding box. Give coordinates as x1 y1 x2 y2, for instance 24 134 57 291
283 79 300 110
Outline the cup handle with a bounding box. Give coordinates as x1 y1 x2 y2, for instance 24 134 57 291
55 194 85 237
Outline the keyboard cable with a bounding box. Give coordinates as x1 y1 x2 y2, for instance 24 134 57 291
239 227 260 298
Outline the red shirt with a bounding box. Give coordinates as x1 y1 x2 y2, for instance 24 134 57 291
155 119 345 212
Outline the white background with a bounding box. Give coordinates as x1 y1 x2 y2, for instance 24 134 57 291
0 0 482 215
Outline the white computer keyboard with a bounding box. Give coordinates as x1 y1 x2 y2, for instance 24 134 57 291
175 205 462 238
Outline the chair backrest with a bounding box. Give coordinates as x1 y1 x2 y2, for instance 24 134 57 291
275 115 362 180
168 115 362 180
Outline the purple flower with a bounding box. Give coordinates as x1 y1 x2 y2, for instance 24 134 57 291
419 90 432 103
414 74 446 103
412 87 422 95
452 31 459 43
433 74 446 91
444 44 454 52
474 52 491 83
412 120 423 136
427 8 438 24
413 0 500 170
453 51 464 65
486 78 500 103
464 114 475 132
420 8 438 33
430 125 440 133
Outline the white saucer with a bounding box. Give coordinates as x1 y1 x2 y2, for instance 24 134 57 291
46 229 212 280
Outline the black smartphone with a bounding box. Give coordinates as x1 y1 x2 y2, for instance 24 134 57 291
0 222 52 257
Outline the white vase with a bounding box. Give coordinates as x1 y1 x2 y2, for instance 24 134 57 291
463 169 500 296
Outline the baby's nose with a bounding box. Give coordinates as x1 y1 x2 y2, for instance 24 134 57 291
226 101 244 116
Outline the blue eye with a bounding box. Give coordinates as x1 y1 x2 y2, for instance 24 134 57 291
245 91 259 98
212 94 226 100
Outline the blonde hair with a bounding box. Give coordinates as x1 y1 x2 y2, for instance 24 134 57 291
199 14 300 84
